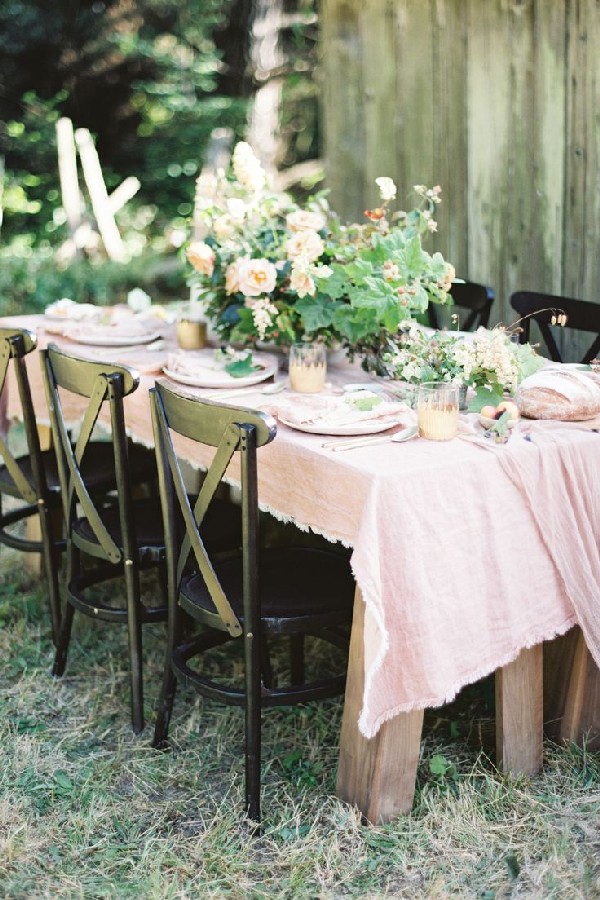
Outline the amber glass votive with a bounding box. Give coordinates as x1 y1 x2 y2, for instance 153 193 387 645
288 342 327 393
417 382 459 441
176 318 207 350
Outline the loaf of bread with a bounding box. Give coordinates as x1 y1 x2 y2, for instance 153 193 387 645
516 368 600 420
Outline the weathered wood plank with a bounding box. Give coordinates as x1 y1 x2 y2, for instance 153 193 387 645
321 0 599 335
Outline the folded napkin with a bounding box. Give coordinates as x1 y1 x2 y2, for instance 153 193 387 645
270 393 413 429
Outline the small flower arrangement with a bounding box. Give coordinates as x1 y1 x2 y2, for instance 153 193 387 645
378 325 464 385
380 323 546 409
450 326 546 407
185 141 455 352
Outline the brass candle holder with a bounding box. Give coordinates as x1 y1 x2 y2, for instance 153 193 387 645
176 318 207 350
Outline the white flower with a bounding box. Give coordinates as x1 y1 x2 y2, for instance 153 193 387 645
286 209 327 232
290 266 316 298
375 177 397 202
232 142 266 193
226 198 247 222
187 241 215 277
213 215 235 241
244 296 278 340
237 257 278 297
285 230 324 263
312 264 333 279
383 260 401 281
127 288 151 312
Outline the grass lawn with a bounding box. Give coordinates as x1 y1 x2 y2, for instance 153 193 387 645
1 542 599 898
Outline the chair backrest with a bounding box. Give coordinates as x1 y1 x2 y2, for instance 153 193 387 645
40 343 140 564
428 281 495 331
0 326 47 504
150 380 277 638
510 291 600 363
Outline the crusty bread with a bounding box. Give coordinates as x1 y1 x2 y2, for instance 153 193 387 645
516 369 600 420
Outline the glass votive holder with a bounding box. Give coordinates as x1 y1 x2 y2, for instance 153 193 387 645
176 318 207 350
417 382 460 441
288 342 327 393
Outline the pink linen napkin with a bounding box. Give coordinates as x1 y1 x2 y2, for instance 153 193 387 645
268 393 413 430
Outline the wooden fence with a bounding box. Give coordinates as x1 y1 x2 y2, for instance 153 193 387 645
320 0 599 339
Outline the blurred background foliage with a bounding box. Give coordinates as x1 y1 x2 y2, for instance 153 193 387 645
0 0 319 310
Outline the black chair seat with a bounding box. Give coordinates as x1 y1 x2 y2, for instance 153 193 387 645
0 441 156 500
73 496 242 555
73 496 165 551
181 546 354 626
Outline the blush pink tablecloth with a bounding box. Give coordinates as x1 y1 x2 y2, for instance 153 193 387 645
3 316 600 738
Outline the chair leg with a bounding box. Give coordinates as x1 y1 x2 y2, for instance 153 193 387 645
38 503 62 646
245 629 262 823
289 634 305 686
53 603 74 677
153 594 184 750
124 561 144 733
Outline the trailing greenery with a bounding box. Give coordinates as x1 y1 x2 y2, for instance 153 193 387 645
1 537 599 897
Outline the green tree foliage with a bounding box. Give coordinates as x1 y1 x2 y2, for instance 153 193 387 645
0 0 247 243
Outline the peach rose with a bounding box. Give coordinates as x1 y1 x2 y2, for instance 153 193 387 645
237 257 278 297
187 241 215 277
225 261 241 295
285 230 324 263
286 209 326 233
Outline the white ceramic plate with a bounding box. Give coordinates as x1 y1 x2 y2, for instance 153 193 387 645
278 416 402 436
163 354 277 389
66 330 164 347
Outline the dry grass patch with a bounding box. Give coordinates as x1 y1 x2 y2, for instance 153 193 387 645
1 544 599 898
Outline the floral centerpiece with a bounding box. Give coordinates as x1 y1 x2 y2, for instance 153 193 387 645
380 322 546 409
185 142 455 352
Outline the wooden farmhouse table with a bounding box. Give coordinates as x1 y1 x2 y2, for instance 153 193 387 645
3 314 600 822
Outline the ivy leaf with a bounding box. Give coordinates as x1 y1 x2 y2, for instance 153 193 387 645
296 295 335 332
224 353 261 378
467 386 504 411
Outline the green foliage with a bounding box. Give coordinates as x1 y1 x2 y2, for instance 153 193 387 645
0 239 186 316
0 0 248 244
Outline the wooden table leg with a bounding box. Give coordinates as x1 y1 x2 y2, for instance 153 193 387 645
496 644 543 775
336 587 424 823
545 626 600 750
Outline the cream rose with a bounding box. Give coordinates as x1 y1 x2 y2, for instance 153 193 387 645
290 265 316 298
285 230 324 263
187 241 215 277
286 209 326 233
237 257 278 297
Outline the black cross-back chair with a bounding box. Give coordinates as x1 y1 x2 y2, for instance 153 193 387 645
40 344 171 732
428 281 495 331
510 291 600 363
0 327 64 642
150 380 355 823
